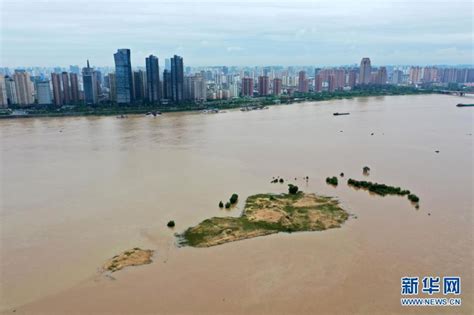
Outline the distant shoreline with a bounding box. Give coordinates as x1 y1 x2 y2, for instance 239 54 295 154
0 87 438 120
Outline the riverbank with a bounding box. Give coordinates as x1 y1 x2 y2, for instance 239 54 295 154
0 86 433 119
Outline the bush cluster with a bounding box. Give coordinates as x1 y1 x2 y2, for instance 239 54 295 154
347 178 420 203
288 184 299 194
326 176 338 186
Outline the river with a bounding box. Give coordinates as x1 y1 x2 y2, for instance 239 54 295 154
0 94 472 314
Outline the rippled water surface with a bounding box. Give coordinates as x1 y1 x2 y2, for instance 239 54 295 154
0 94 472 314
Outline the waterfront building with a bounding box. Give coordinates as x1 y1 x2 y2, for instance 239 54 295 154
69 73 80 102
375 67 387 85
359 58 372 84
272 78 282 95
328 74 336 92
348 70 357 88
170 55 184 103
133 70 146 101
298 71 309 92
108 73 116 102
51 72 62 106
0 75 7 107
241 77 253 97
314 74 323 92
145 55 160 103
163 69 172 100
13 70 34 105
258 75 269 96
61 72 71 104
36 80 52 105
5 76 18 105
114 49 133 104
82 60 98 105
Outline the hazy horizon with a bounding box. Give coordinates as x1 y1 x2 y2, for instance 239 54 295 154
1 0 473 67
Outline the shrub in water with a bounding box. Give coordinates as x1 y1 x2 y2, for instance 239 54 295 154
229 193 239 204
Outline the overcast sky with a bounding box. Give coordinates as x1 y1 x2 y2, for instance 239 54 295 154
1 0 473 67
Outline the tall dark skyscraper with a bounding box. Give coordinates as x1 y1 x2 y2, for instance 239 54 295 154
163 69 172 100
114 49 133 104
133 70 146 101
145 55 160 103
82 60 98 105
170 55 184 103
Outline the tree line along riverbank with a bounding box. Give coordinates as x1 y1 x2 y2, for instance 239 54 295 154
1 85 436 119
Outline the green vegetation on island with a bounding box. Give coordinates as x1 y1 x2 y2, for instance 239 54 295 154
326 176 339 186
347 178 420 205
288 184 299 194
229 193 239 205
179 189 349 247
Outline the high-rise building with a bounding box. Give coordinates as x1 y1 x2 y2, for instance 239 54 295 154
114 49 133 104
82 60 98 105
391 70 403 84
170 55 184 103
298 71 308 92
145 55 160 103
108 73 116 102
133 70 146 101
334 69 345 90
188 74 207 101
328 75 336 92
36 80 52 105
272 78 282 95
359 58 372 84
5 76 18 105
241 77 253 97
258 75 269 96
61 72 71 104
314 74 323 92
348 70 357 88
0 75 7 107
409 66 422 84
13 70 34 105
69 73 80 102
165 58 171 71
51 73 62 106
375 67 387 85
163 69 172 100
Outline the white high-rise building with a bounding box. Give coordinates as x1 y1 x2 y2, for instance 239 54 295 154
36 80 53 105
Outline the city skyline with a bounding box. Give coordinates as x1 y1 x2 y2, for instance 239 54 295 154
2 0 473 67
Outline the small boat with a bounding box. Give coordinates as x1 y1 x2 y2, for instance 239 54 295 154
333 112 350 116
146 111 162 117
456 103 474 107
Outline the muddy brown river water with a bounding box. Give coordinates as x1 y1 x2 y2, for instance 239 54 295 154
0 94 472 314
